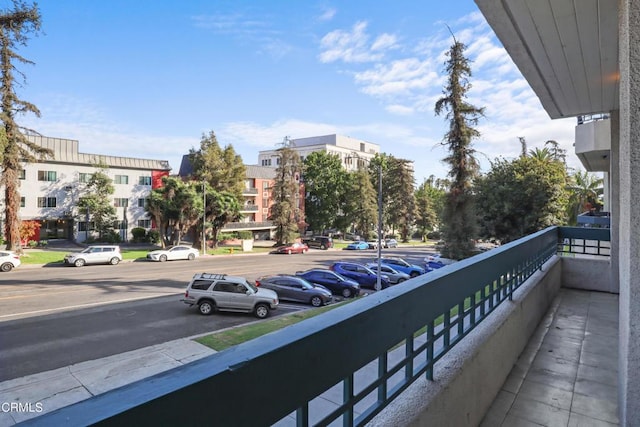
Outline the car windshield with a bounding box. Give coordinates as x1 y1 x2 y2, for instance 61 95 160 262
245 280 258 292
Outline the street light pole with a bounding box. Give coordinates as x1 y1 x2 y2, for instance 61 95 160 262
202 182 206 255
376 165 382 291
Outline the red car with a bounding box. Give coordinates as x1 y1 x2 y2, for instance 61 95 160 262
273 242 309 255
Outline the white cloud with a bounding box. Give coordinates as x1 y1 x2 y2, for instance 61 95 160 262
317 7 336 22
318 21 396 63
386 104 414 115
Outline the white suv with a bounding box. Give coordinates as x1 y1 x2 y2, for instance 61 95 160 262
181 273 278 318
64 245 122 267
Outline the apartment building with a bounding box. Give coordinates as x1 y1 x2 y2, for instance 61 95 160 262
3 135 171 243
258 134 380 171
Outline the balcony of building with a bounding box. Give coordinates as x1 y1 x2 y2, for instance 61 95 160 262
24 226 620 426
575 115 612 173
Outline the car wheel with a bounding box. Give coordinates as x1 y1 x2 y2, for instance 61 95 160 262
159 254 167 262
302 249 307 254
320 244 326 250
254 303 270 319
287 249 292 255
74 258 86 267
310 296 323 307
199 300 215 315
397 278 406 283
410 271 419 278
188 253 195 260
341 288 353 298
109 257 120 265
1 263 13 272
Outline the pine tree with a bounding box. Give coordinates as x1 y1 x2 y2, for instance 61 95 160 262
0 1 50 252
435 37 484 259
269 138 302 244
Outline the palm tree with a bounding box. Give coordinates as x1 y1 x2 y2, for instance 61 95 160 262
567 170 604 223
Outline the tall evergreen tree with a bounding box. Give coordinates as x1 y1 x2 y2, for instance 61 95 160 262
434 37 484 259
415 179 438 240
346 169 378 239
0 1 51 252
383 157 415 241
269 138 302 244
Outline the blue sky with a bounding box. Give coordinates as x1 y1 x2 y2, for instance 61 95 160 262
13 0 579 183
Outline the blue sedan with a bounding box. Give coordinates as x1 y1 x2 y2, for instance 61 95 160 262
345 241 369 250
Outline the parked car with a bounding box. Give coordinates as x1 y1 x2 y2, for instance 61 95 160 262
0 251 20 272
256 275 332 307
345 241 369 250
64 245 122 267
376 257 426 277
302 236 333 250
367 240 380 250
146 245 199 262
384 238 399 248
273 242 309 255
329 261 391 289
296 269 360 298
344 233 362 241
424 253 456 270
181 272 278 318
365 263 410 284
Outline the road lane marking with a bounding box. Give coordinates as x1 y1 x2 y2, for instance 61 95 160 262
0 294 181 321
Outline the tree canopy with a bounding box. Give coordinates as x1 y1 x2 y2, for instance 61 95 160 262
0 1 50 252
269 139 302 244
476 155 570 243
303 151 347 233
77 167 118 241
434 38 484 259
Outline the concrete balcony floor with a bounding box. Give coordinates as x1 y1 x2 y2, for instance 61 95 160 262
481 288 619 426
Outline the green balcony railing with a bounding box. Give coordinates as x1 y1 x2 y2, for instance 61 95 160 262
26 226 609 427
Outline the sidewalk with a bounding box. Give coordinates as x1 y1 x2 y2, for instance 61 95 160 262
0 338 216 426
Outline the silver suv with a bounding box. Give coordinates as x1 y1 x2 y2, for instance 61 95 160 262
181 273 279 318
64 245 122 267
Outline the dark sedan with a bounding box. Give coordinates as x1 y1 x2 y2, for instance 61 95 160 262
296 269 361 298
256 275 332 307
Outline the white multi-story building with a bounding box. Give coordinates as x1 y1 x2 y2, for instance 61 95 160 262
258 134 380 171
2 135 171 243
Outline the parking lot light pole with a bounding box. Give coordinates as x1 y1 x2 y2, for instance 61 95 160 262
375 165 382 291
202 181 206 256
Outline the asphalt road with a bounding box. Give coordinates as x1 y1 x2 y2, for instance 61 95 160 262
0 246 434 382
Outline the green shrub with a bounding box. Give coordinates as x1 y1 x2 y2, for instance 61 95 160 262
218 233 235 241
27 240 37 248
147 229 160 244
131 227 147 243
38 240 48 247
237 231 253 240
100 230 122 244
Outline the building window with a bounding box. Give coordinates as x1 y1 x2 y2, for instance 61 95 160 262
114 175 129 184
78 221 95 232
138 176 152 186
113 220 127 230
79 173 91 183
19 169 25 180
37 197 57 208
114 198 129 207
360 143 365 152
262 198 268 207
138 219 151 228
20 196 25 207
137 198 148 208
37 170 57 181
276 157 281 165
262 181 270 189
